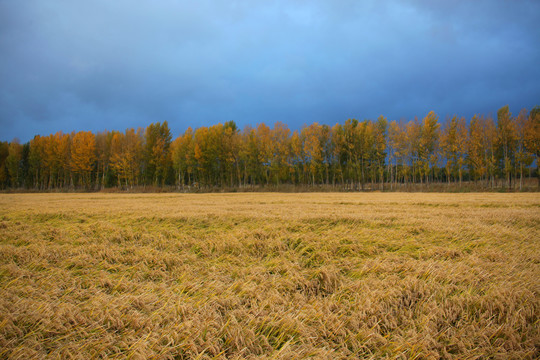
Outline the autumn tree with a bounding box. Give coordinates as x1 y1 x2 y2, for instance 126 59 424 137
484 116 498 188
468 115 487 183
330 124 346 185
302 123 324 185
441 116 467 185
110 129 142 188
95 131 115 189
496 105 516 188
405 119 422 184
419 111 440 184
222 121 240 187
270 122 291 185
41 132 71 188
524 105 540 186
342 119 359 187
28 136 45 189
239 126 260 186
0 142 8 189
193 125 226 186
71 131 96 188
193 127 210 186
256 123 272 185
5 140 25 188
171 127 195 188
374 116 387 189
144 122 172 186
454 117 468 185
387 120 408 187
320 124 333 185
110 132 125 186
356 120 375 190
290 130 305 184
514 109 534 189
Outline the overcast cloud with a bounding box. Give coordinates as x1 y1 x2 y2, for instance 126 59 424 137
1 0 539 141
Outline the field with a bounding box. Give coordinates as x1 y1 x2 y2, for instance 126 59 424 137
0 193 539 359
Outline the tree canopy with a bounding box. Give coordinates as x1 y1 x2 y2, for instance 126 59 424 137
1 106 539 191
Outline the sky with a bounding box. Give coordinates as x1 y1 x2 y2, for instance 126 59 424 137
1 0 539 142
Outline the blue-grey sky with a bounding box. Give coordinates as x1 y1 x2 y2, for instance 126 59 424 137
1 0 539 142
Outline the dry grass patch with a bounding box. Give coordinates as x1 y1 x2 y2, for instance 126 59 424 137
0 192 539 359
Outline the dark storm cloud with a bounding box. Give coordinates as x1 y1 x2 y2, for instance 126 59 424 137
1 0 539 141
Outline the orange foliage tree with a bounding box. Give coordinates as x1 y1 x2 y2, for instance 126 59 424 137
71 131 96 188
3 104 540 190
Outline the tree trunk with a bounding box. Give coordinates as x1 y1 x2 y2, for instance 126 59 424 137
520 164 523 191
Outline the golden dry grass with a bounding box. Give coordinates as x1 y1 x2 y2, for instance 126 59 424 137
0 192 539 359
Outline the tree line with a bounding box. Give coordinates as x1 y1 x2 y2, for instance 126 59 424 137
1 105 539 191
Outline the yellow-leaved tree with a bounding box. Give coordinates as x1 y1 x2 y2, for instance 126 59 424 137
71 131 96 188
524 106 540 187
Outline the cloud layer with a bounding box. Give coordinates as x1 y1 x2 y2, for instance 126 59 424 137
1 0 539 141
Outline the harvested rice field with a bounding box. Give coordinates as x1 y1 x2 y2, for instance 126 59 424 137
0 193 539 359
